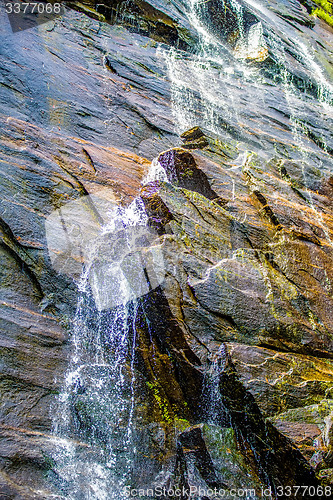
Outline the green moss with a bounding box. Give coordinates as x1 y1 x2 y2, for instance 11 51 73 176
72 2 106 22
308 309 319 330
269 400 333 426
146 382 190 428
313 8 333 26
311 0 333 26
49 389 60 395
41 452 56 472
146 381 174 424
312 0 332 13
202 425 262 490
174 417 191 432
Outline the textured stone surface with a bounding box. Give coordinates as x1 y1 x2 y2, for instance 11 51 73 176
1 0 333 497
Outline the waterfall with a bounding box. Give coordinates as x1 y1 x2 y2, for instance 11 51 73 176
47 178 165 498
161 0 332 167
202 345 230 427
51 294 138 499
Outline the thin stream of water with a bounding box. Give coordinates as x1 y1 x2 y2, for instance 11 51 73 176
162 0 332 164
51 191 160 498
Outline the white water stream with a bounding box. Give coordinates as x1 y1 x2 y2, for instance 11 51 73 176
48 178 165 498
161 0 332 164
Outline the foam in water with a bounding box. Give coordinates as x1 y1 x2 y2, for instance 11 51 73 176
142 157 168 184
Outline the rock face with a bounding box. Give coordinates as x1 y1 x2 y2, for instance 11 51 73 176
0 0 333 498
158 148 222 202
140 143 333 490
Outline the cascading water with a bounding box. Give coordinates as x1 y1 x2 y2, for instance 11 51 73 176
160 0 268 137
51 297 138 499
161 0 332 168
202 345 230 427
47 187 165 498
160 0 333 263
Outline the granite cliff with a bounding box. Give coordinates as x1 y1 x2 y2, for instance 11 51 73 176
0 1 333 498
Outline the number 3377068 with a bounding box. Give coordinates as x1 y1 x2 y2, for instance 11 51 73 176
5 3 62 15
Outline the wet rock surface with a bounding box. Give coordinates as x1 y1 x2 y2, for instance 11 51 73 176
158 148 222 202
0 0 333 498
141 141 333 491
